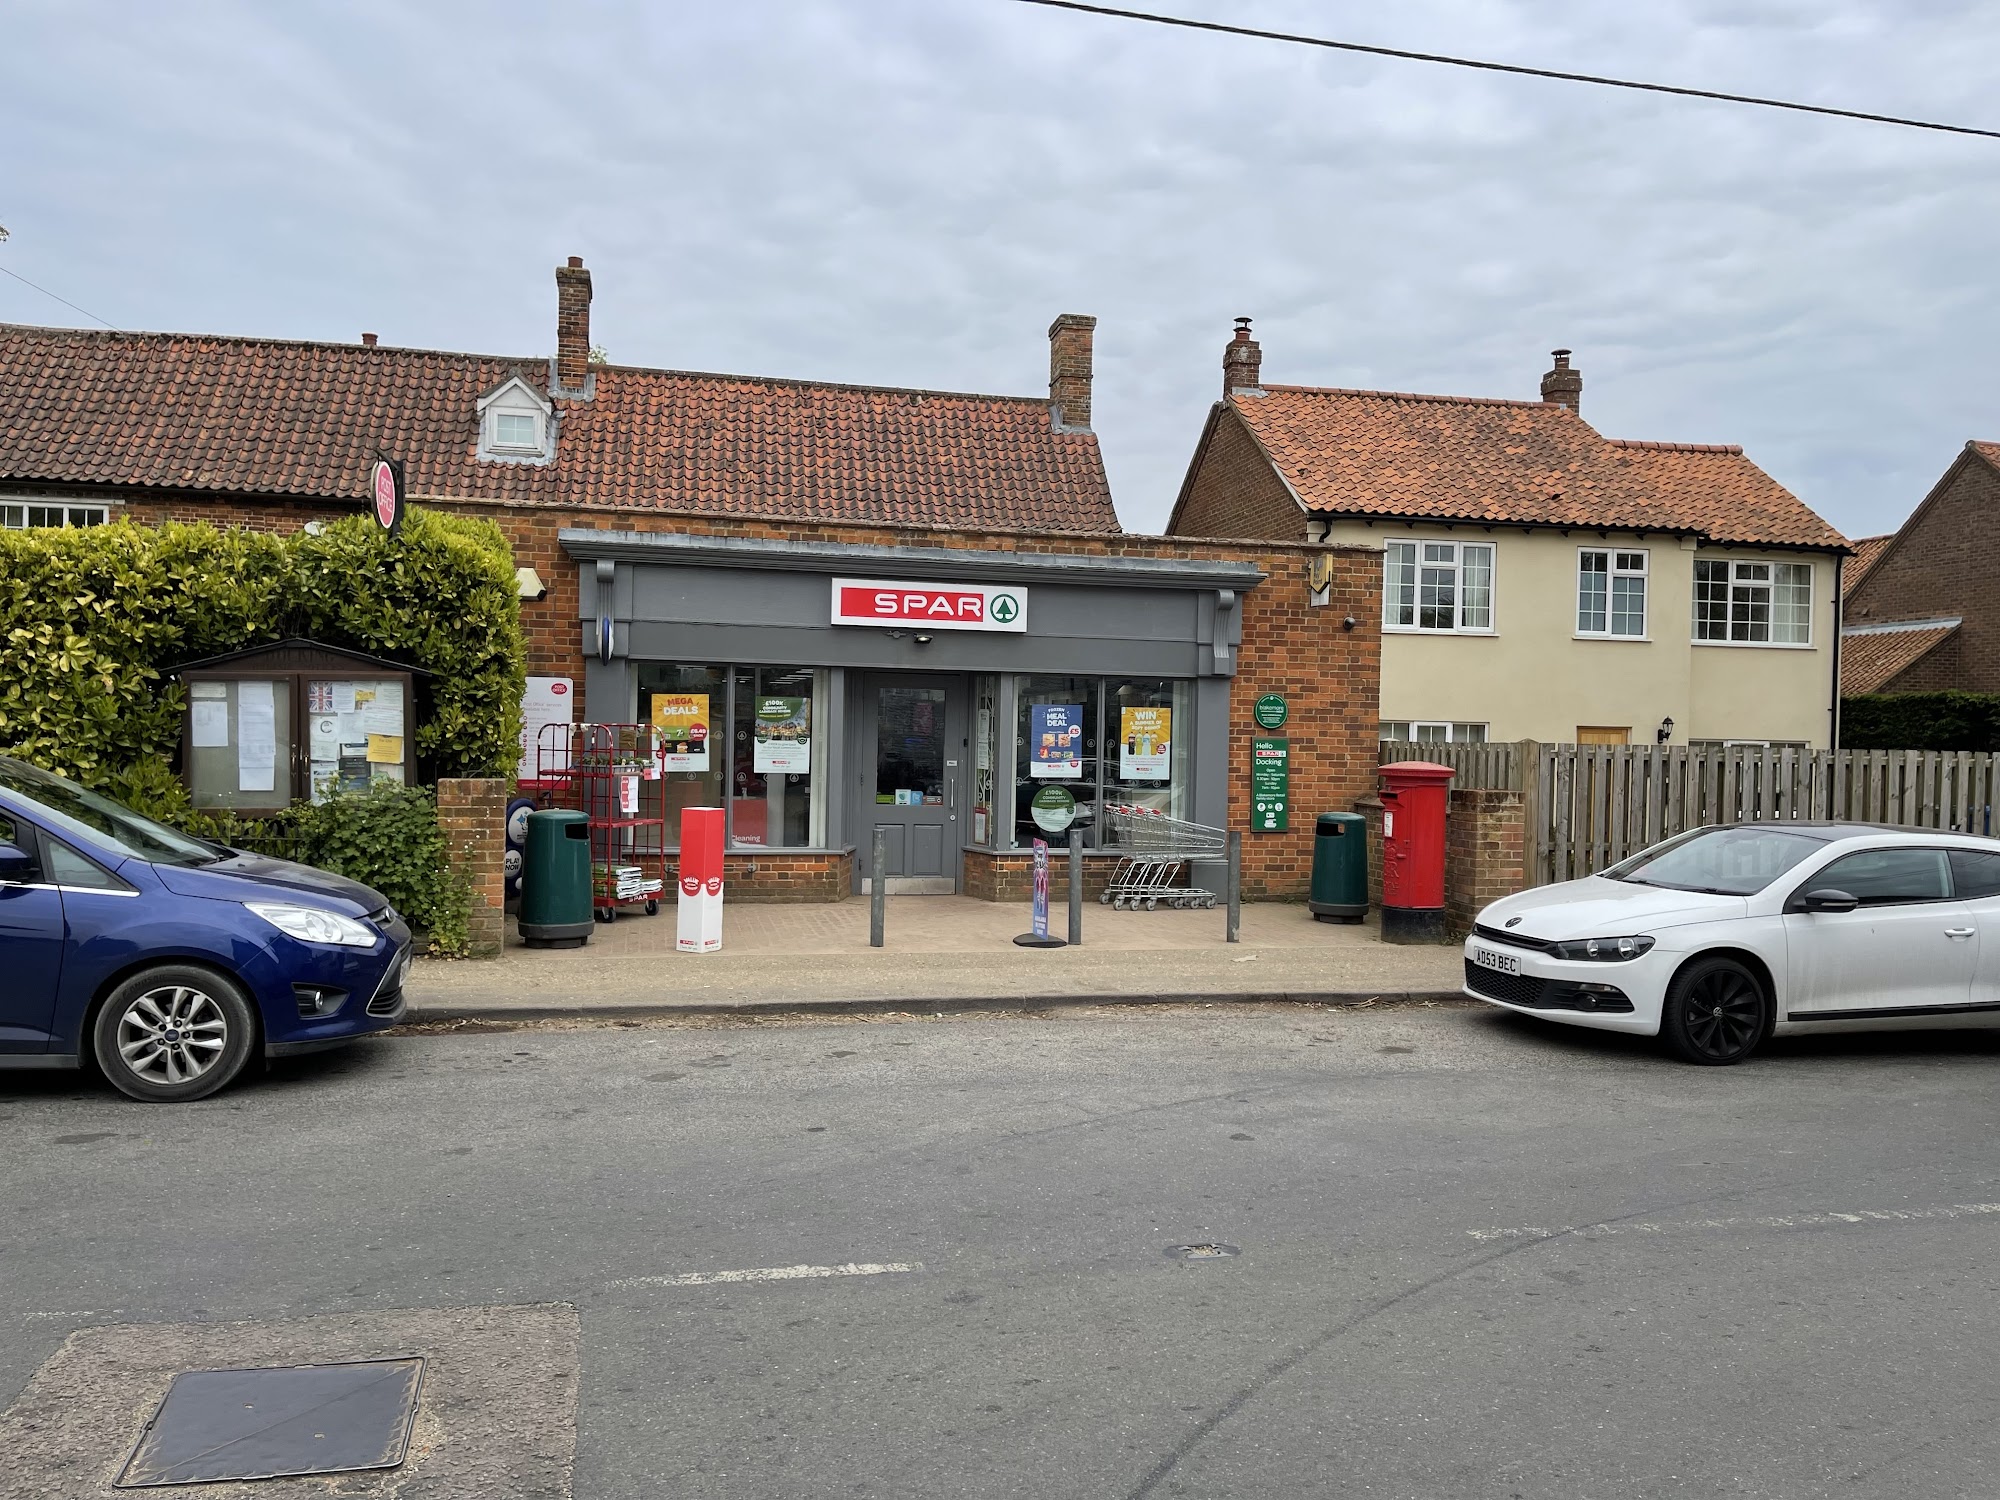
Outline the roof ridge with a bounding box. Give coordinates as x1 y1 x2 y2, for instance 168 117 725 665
1252 384 1559 412
1606 438 1745 456
0 321 1054 410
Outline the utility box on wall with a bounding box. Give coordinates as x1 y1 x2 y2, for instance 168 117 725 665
172 639 429 812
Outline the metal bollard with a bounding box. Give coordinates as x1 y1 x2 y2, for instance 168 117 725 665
870 826 886 948
1067 828 1083 946
1225 829 1242 944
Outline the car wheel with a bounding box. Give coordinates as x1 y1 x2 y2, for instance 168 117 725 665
1661 956 1770 1066
92 966 256 1103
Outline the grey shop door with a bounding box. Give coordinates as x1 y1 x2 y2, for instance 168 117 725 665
859 674 967 894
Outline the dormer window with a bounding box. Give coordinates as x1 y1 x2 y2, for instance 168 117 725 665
475 374 556 465
494 412 540 450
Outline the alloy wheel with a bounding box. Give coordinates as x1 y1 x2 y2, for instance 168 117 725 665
1683 968 1763 1060
117 986 229 1087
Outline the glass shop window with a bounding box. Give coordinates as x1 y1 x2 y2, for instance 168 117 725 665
728 666 824 849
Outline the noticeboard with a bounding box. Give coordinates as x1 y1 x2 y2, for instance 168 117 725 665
1251 736 1289 832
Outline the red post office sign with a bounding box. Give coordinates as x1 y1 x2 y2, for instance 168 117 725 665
368 456 405 535
830 578 1027 633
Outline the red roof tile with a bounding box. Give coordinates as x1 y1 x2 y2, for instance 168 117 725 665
1842 533 1895 597
1224 385 1843 549
0 324 1117 532
1841 621 1958 694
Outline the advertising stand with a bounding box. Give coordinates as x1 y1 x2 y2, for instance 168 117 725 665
677 806 726 953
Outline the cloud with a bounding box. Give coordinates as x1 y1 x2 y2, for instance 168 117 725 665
2 0 1995 536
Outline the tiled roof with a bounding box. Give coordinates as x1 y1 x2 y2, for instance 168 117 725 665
1841 619 1959 695
1225 385 1844 549
0 324 1118 533
1842 533 1895 597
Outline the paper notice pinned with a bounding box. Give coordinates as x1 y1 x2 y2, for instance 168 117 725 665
366 734 403 765
191 698 230 749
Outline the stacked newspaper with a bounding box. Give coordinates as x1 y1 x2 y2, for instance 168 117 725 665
595 863 664 901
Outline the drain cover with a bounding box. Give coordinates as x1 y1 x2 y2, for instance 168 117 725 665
1166 1242 1241 1262
116 1357 423 1488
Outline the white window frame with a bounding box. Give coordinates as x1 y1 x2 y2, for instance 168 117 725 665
492 411 542 452
1380 721 1488 743
1575 546 1649 639
1693 558 1814 647
475 375 556 465
1382 539 1496 635
1 502 111 529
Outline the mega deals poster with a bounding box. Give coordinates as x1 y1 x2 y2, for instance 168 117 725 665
651 693 711 772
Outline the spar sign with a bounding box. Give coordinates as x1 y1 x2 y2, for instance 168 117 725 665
831 578 1027 633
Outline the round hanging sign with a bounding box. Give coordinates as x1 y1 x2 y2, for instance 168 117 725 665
1030 784 1077 834
1253 693 1288 730
368 457 405 535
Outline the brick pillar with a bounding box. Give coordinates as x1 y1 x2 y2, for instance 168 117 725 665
1445 788 1527 933
554 256 593 395
436 778 509 957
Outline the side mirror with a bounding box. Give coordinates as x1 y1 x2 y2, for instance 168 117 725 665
0 841 33 883
1800 888 1859 914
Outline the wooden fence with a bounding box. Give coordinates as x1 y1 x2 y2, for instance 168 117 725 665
1379 741 2000 885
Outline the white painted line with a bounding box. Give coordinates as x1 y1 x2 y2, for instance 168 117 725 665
607 1261 923 1289
1468 1201 2000 1243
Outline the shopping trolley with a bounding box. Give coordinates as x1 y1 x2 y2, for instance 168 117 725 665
1098 803 1227 909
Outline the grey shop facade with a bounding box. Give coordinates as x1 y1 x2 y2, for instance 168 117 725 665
560 529 1264 898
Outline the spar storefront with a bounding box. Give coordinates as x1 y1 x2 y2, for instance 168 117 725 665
559 528 1265 899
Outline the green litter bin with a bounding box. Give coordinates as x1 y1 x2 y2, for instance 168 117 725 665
519 809 593 948
1308 811 1369 923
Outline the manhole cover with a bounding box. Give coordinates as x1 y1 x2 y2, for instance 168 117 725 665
1166 1242 1241 1262
116 1357 424 1488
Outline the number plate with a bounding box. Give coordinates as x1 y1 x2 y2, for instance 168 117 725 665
1470 946 1520 976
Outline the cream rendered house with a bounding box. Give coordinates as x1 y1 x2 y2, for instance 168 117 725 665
1169 329 1848 748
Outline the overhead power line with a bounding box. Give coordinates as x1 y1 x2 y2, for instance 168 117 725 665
0 263 119 330
1012 0 2000 141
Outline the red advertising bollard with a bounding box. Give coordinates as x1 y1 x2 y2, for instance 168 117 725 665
676 806 725 954
1378 761 1454 944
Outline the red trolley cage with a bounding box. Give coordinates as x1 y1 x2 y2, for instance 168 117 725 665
531 722 667 922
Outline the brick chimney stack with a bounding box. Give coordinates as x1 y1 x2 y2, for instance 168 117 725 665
361 332 377 348
1223 317 1262 397
555 255 593 395
1048 314 1096 432
1540 348 1582 413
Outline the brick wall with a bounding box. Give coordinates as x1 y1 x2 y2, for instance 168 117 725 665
1846 452 2000 692
1168 405 1308 542
965 848 1141 904
435 777 508 957
1444 788 1527 934
660 849 852 903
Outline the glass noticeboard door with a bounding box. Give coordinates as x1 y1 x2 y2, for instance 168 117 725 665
304 678 408 803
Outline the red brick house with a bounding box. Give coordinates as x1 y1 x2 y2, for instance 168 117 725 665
0 261 1383 901
1838 443 2000 696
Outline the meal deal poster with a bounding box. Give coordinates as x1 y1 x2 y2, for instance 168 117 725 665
1030 704 1084 779
651 693 711 772
753 696 811 774
1120 706 1171 780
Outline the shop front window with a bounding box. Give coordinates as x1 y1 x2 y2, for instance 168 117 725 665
1015 675 1101 847
730 666 824 848
972 675 999 847
1104 678 1192 820
637 663 726 836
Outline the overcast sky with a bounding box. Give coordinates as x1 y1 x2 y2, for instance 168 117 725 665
5 0 1996 538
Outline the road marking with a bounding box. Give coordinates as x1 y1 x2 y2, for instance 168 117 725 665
607 1261 923 1289
1468 1201 2000 1243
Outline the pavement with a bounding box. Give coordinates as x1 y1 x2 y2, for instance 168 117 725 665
9 1005 2000 1498
406 897 1466 1017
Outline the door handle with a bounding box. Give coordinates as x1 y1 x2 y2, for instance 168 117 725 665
1945 927 1976 938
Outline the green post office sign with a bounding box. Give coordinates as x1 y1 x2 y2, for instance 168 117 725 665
1253 693 1288 730
1251 736 1289 832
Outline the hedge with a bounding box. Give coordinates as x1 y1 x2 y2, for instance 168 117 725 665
0 508 524 817
1841 693 2000 752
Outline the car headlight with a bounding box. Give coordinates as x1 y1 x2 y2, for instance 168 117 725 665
1551 935 1656 962
244 901 379 948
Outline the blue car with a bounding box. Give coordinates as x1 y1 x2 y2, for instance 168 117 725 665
0 755 411 1103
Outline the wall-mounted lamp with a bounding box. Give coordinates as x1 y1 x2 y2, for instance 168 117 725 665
914 634 934 645
516 566 548 602
1656 716 1675 744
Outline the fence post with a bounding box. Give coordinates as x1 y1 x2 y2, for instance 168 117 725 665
869 826 886 949
1225 829 1242 944
1067 828 1083 946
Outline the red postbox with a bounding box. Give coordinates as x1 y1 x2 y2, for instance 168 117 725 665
1378 761 1454 943
676 805 725 953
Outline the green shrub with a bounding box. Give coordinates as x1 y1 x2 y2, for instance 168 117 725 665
0 507 523 817
1841 693 2000 752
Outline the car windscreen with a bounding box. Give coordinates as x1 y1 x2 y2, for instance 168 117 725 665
1600 825 1829 895
0 758 219 867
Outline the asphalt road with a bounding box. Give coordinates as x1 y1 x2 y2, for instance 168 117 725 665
8 1002 2000 1499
